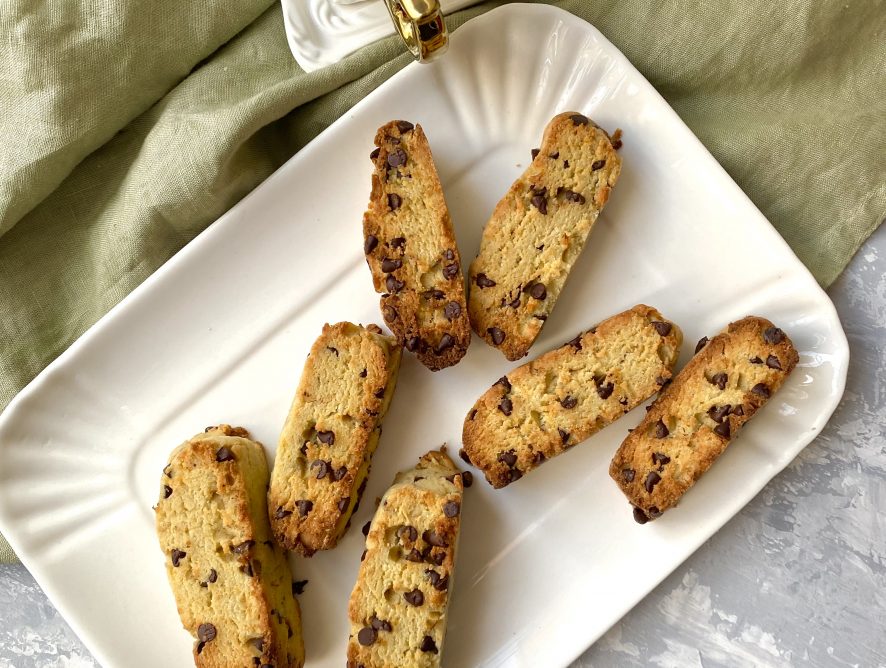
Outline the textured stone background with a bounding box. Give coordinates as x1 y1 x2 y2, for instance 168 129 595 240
1 223 884 667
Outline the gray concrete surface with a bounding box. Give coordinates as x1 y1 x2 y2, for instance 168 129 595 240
1 224 884 667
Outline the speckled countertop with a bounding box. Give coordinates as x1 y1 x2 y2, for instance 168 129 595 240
2 224 884 668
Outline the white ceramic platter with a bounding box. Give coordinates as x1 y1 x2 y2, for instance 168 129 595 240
0 5 848 667
282 0 476 71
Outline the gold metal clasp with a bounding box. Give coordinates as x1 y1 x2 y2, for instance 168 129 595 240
382 0 449 63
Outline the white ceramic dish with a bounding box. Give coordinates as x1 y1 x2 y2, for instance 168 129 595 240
0 5 848 667
282 0 476 71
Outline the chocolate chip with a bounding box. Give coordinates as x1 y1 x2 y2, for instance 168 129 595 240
559 188 585 204
326 346 340 358
361 549 368 562
420 635 439 654
766 355 782 370
560 395 577 409
750 356 763 364
644 471 661 493
733 405 745 416
433 574 449 591
622 468 636 483
383 305 397 322
170 549 186 567
387 193 402 211
200 569 217 587
462 471 474 487
567 334 583 350
423 530 448 547
498 396 513 416
695 336 709 354
397 121 414 133
364 235 378 254
651 321 672 336
531 451 547 466
495 375 512 392
381 257 402 273
387 148 407 168
654 419 669 438
385 275 405 293
299 443 308 456
531 148 540 159
296 499 313 516
163 485 172 498
534 314 548 321
397 525 418 542
763 327 785 344
531 194 548 214
443 249 455 261
633 507 649 524
714 421 731 438
370 615 393 632
595 377 614 399
435 334 455 354
197 623 217 643
443 262 460 279
443 301 461 320
358 627 377 646
507 293 521 308
405 336 421 352
528 282 547 300
391 236 406 249
370 147 380 160
558 428 570 444
240 561 254 577
290 579 307 596
708 405 732 423
443 501 460 518
405 548 423 562
488 327 506 345
752 383 771 398
651 452 671 469
337 498 349 513
475 273 496 288
422 289 445 300
317 430 335 445
569 113 589 126
459 448 472 465
333 466 348 481
549 151 560 159
648 506 662 518
310 460 329 479
424 569 441 586
563 159 570 168
215 447 234 463
404 589 424 606
505 467 524 483
498 450 517 467
709 372 728 390
232 540 255 554
591 159 606 171
271 505 291 521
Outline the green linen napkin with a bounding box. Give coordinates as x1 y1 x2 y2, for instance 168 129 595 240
0 0 883 563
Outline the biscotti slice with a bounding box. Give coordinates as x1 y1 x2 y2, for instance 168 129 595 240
155 425 305 668
362 120 470 371
468 112 622 361
609 316 799 523
462 305 681 488
347 449 465 668
269 322 402 555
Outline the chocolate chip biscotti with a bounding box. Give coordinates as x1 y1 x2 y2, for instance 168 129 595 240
462 305 681 488
347 449 465 668
363 120 470 371
155 425 305 668
468 112 622 361
610 316 799 523
269 322 402 556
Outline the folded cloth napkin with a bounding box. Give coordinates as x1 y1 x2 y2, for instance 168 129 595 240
0 0 883 562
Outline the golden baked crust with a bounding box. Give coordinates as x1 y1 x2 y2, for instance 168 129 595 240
468 112 622 361
462 305 681 488
268 322 402 556
609 316 799 522
346 449 465 668
362 120 470 371
155 425 305 668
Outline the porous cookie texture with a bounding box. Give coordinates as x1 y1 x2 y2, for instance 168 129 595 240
363 120 470 371
155 425 305 668
347 449 466 668
468 112 622 361
610 316 799 522
462 305 681 488
269 322 402 556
